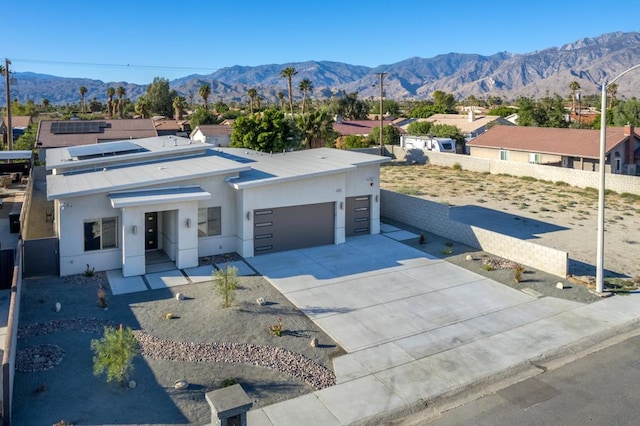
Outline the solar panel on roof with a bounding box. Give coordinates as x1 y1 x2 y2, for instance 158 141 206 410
51 121 104 134
68 141 145 159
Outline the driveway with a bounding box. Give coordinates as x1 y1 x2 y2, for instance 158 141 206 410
245 233 607 424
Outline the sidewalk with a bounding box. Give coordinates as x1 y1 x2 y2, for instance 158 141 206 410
243 232 640 425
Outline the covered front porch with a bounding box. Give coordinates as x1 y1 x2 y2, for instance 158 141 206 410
110 186 211 277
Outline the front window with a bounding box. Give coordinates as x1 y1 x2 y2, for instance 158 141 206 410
198 207 221 237
84 217 118 251
500 150 510 161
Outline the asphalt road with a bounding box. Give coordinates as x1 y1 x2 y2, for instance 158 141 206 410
400 333 640 426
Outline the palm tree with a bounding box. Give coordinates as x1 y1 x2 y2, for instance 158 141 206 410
277 91 286 110
134 96 148 118
280 66 298 115
607 83 618 109
172 96 187 120
116 86 126 118
298 79 313 114
199 84 211 110
296 109 335 149
79 86 87 114
42 98 50 111
247 88 257 114
106 87 116 117
569 81 580 112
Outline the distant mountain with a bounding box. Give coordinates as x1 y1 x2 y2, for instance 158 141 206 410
2 31 640 106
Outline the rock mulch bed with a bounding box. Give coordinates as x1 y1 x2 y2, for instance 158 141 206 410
17 317 336 390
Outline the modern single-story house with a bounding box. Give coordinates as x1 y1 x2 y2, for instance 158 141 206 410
46 136 389 277
154 119 191 137
189 124 233 147
36 119 158 161
467 124 640 174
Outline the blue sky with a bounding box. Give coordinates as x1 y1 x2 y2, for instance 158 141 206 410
4 0 640 84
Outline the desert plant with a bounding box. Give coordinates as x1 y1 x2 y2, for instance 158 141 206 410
221 378 238 388
441 248 452 255
212 264 238 308
165 312 174 320
482 264 494 271
91 324 139 386
513 265 525 283
97 286 107 308
269 317 284 336
84 264 95 277
452 162 462 171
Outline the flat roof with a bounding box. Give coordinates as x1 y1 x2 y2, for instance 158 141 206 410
223 147 390 189
110 186 211 208
47 141 389 200
0 151 33 160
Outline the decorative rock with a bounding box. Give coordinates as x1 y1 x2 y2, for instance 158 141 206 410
174 379 189 390
176 292 185 301
310 338 319 348
54 302 61 312
256 297 265 305
556 282 566 289
128 380 137 389
465 255 474 261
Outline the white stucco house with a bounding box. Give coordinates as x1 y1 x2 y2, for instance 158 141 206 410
46 136 389 277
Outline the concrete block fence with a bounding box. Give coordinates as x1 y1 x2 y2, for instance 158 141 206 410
380 190 568 278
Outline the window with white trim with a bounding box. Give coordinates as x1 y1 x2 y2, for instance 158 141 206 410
198 207 221 237
529 153 541 164
84 217 118 251
499 150 510 161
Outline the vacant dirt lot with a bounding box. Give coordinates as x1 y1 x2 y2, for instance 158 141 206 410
380 163 640 279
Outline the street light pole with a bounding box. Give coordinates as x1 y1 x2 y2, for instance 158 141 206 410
595 63 640 294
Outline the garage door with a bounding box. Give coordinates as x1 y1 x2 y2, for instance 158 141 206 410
254 202 335 255
345 195 371 237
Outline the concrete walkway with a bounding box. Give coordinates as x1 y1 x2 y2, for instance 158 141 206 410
243 233 640 425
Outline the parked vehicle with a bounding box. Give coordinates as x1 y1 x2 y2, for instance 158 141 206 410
400 135 456 153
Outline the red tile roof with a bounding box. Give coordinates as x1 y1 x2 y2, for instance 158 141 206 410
37 119 158 149
333 119 398 136
467 125 636 158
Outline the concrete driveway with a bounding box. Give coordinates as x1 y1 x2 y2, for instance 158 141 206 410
244 232 628 425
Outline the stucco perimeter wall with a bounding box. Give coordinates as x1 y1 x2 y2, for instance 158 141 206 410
392 149 640 195
380 190 568 278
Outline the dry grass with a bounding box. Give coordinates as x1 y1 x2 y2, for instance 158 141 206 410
380 163 640 215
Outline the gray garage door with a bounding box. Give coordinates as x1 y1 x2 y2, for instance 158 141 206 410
345 195 371 237
254 202 335 255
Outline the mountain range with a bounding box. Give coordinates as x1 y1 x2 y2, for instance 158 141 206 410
3 31 640 107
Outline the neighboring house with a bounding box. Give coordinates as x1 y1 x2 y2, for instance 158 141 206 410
154 119 191 138
3 116 34 147
333 116 398 137
36 119 158 161
190 124 233 147
396 112 513 141
46 136 388 277
467 124 640 175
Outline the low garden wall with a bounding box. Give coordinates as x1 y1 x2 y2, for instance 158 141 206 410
380 190 568 278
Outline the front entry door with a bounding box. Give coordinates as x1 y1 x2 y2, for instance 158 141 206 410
145 212 158 250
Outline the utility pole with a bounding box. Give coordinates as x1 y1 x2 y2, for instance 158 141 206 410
4 59 12 151
376 72 387 156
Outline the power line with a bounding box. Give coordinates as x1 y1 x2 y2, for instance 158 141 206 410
10 58 218 74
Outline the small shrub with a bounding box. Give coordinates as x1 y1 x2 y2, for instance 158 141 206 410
84 264 95 277
445 241 454 247
513 265 525 283
441 248 452 255
91 324 139 387
97 286 107 308
165 313 174 320
555 181 569 187
54 421 73 426
452 162 462 171
396 186 422 195
212 265 238 308
221 378 238 388
520 176 537 182
269 317 284 336
482 264 494 271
